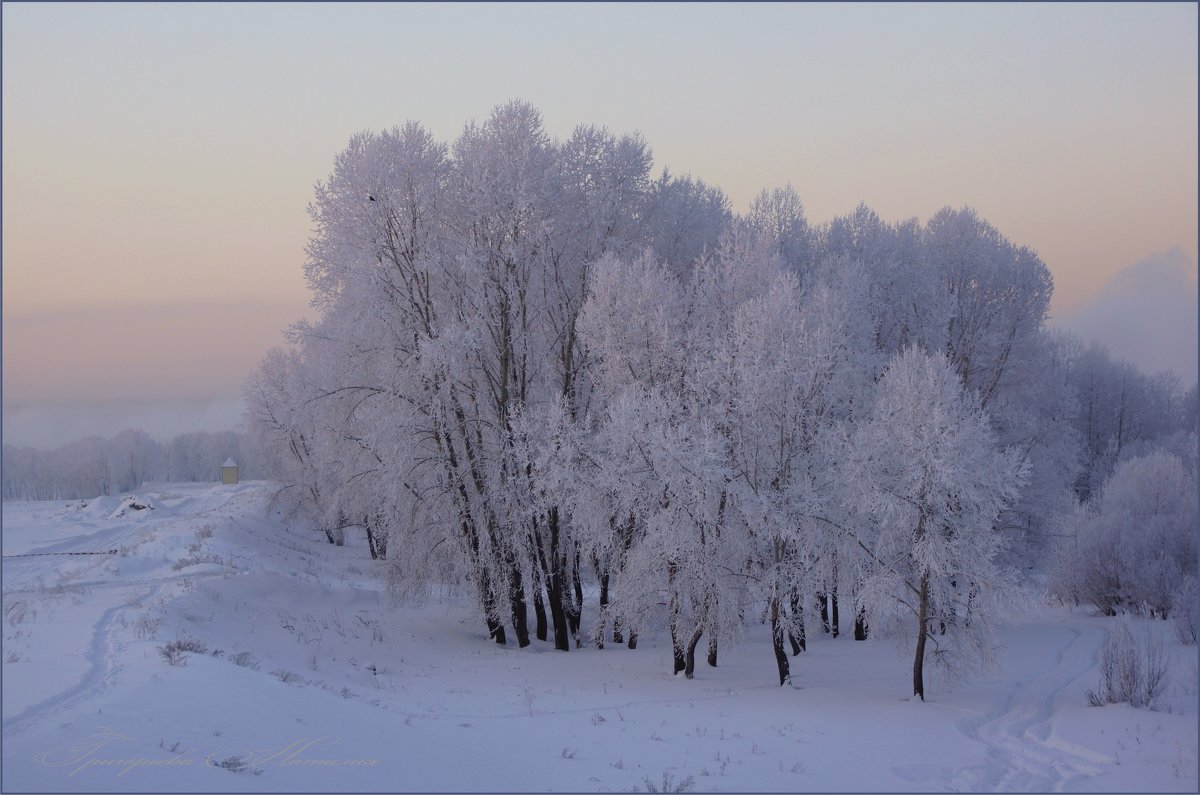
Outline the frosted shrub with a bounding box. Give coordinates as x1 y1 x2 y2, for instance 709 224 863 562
1087 620 1169 709
1060 452 1197 618
271 668 301 684
1172 575 1197 645
133 612 162 640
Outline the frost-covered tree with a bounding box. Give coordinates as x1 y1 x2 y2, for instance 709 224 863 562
643 170 730 278
243 345 338 539
1060 338 1194 502
576 250 689 649
825 203 948 363
579 246 745 677
848 347 1026 700
722 251 876 683
746 185 818 278
1054 450 1198 618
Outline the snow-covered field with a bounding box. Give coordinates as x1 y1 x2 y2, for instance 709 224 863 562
2 482 1195 792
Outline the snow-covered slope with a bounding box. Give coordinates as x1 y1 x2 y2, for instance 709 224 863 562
2 483 1195 792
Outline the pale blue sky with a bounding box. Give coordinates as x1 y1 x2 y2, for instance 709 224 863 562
3 2 1196 446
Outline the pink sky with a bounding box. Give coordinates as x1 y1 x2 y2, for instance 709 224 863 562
3 3 1196 447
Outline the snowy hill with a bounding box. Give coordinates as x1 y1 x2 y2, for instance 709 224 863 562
2 483 1195 792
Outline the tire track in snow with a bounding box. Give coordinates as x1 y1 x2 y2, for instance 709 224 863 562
952 623 1110 792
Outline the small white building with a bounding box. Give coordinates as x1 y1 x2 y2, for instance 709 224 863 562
221 458 239 485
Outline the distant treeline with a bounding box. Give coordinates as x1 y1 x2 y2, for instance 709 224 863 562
2 429 281 501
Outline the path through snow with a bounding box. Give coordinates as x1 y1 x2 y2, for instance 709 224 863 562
952 623 1114 791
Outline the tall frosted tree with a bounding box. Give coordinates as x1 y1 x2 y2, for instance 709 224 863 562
848 347 1026 700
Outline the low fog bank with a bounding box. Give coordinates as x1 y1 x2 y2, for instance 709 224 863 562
2 397 246 451
1053 248 1198 386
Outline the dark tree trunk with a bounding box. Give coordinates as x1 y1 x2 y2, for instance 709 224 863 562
913 572 930 701
819 591 830 633
508 563 530 648
788 590 806 654
540 508 571 652
831 587 840 638
486 616 506 645
613 514 635 647
854 606 868 641
568 549 584 648
705 594 719 666
771 595 790 686
547 573 570 651
465 514 506 646
332 511 346 547
375 524 387 559
364 516 386 560
965 583 977 629
672 645 686 675
533 585 548 642
596 565 609 649
684 626 704 679
482 575 507 646
670 619 686 675
669 564 685 674
830 553 840 637
364 516 378 560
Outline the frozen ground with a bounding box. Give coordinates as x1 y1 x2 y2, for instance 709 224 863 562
2 482 1196 792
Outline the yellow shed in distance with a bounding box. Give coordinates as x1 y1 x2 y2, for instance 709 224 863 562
221 458 238 485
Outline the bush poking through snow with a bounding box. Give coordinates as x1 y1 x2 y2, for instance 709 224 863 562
158 637 208 666
1172 575 1197 646
640 771 696 793
271 668 301 684
172 553 224 571
1087 620 1169 709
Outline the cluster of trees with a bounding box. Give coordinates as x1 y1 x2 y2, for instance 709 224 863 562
1058 339 1196 501
246 103 1196 695
1 429 276 501
1047 342 1197 639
